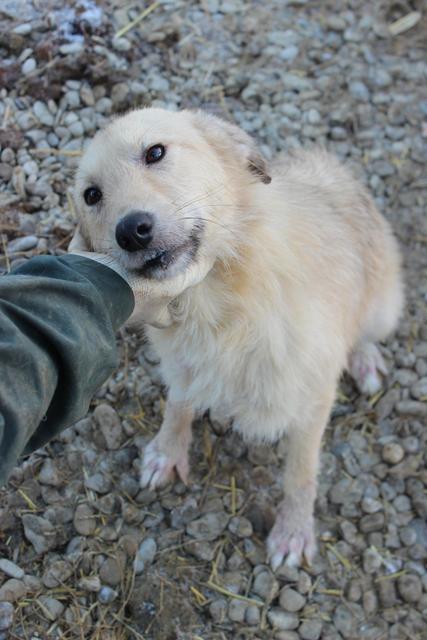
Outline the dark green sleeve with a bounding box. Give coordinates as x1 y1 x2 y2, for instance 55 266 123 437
0 254 134 486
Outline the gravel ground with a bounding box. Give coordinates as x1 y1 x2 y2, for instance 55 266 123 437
1 1 427 638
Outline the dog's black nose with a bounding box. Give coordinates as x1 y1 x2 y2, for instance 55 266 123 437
115 211 154 252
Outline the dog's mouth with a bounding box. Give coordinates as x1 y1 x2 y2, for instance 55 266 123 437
129 232 201 280
138 243 190 273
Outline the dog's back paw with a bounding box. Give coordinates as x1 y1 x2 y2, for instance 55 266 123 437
349 342 387 396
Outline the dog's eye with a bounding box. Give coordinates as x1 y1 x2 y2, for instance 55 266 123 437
145 144 166 165
84 186 102 206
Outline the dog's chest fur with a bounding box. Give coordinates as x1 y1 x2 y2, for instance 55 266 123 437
146 267 331 442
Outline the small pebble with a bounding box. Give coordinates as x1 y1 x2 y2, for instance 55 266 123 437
327 16 346 30
99 558 122 587
279 587 306 612
360 513 385 533
378 579 397 608
245 604 260 625
349 80 370 102
382 443 405 465
60 42 84 55
22 515 57 554
228 598 247 623
228 516 253 538
363 547 382 573
209 599 227 623
0 164 12 181
362 497 383 514
187 512 229 541
376 388 400 420
267 609 299 631
396 400 427 417
69 121 85 137
393 495 411 512
0 559 24 580
252 569 280 602
21 58 36 74
85 472 111 494
0 579 27 603
281 45 299 61
333 603 359 636
363 589 378 615
402 436 420 454
299 619 323 640
73 503 96 536
13 23 32 35
33 101 54 127
43 560 73 588
397 574 422 603
347 580 362 602
410 377 427 399
38 458 62 486
93 404 123 450
95 97 113 114
38 596 64 621
98 586 118 604
134 538 157 574
7 236 38 253
400 526 417 546
0 602 14 631
78 576 101 592
113 37 131 52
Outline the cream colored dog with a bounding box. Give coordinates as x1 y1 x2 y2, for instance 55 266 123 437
70 108 403 568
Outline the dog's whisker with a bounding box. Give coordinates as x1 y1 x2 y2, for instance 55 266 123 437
173 183 228 214
179 215 239 237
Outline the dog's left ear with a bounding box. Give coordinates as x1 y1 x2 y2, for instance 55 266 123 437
190 111 272 184
247 152 272 185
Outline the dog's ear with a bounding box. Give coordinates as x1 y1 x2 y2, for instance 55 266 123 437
190 111 271 184
68 225 92 252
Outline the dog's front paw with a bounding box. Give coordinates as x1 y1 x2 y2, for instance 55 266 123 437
267 497 316 570
140 437 189 489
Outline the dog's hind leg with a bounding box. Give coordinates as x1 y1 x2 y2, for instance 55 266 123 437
140 399 194 489
349 271 403 395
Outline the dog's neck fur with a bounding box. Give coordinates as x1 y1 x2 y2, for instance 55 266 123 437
172 214 287 333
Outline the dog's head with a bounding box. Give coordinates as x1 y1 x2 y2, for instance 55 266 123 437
71 108 271 281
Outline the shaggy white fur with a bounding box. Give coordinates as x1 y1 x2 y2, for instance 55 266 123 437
71 108 404 568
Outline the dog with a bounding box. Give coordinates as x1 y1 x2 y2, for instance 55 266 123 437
70 107 404 568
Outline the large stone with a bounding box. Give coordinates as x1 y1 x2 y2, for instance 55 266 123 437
0 602 14 631
0 579 27 603
22 515 57 553
186 512 229 541
299 620 323 640
38 596 64 621
279 587 306 612
93 404 123 450
228 598 247 623
0 559 24 580
252 569 279 602
73 503 97 536
38 459 62 486
267 609 299 630
43 560 73 588
397 574 422 603
99 557 122 586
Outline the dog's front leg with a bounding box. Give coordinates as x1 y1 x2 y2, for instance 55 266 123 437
267 389 335 569
140 399 194 489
